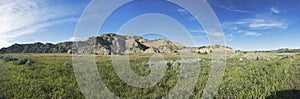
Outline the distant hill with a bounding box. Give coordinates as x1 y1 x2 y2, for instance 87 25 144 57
0 33 235 55
0 33 185 55
276 48 300 53
0 42 72 53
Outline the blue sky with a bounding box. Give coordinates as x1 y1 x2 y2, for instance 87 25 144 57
1 0 300 51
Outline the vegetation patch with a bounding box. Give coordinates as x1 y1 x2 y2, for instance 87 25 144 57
0 55 34 66
0 53 299 98
3 56 18 62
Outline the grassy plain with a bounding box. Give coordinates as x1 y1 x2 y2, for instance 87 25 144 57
0 53 299 98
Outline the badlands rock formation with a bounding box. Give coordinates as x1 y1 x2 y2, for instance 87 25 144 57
0 33 235 55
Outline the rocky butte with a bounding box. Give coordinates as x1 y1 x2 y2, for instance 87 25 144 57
0 33 235 55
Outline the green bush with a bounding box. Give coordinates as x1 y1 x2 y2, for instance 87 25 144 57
25 59 33 66
63 61 72 68
11 58 34 66
167 61 172 68
14 58 27 65
3 56 18 62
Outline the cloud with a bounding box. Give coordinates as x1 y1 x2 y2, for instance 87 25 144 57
68 37 81 41
270 7 280 14
204 31 224 37
6 18 77 39
219 6 254 14
189 29 205 33
249 22 286 29
209 1 255 14
246 18 287 29
189 29 224 37
223 33 235 42
223 17 288 30
176 8 189 15
245 32 261 36
0 0 82 48
222 17 289 37
176 8 198 22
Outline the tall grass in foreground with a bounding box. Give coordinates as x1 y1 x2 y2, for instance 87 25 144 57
0 53 299 98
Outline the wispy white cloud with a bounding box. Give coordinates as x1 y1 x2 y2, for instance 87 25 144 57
228 29 261 36
68 36 81 41
0 0 81 48
226 34 235 41
189 29 223 37
5 18 77 39
219 6 254 14
270 7 280 14
222 16 289 37
189 29 205 33
223 17 289 30
176 8 189 15
245 31 261 36
205 31 224 37
249 22 286 29
176 8 198 22
210 1 255 14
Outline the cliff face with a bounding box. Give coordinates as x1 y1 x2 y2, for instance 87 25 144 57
0 33 236 55
0 33 185 55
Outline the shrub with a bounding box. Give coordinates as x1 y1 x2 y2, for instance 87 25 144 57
143 62 149 66
25 59 33 66
167 61 172 68
3 56 18 62
14 58 32 65
199 46 207 49
64 61 72 68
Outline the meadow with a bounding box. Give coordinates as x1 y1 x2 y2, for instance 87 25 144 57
0 53 299 98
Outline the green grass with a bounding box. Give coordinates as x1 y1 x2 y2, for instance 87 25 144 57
0 53 299 98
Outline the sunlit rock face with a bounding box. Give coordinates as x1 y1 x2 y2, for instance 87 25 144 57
0 33 186 55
